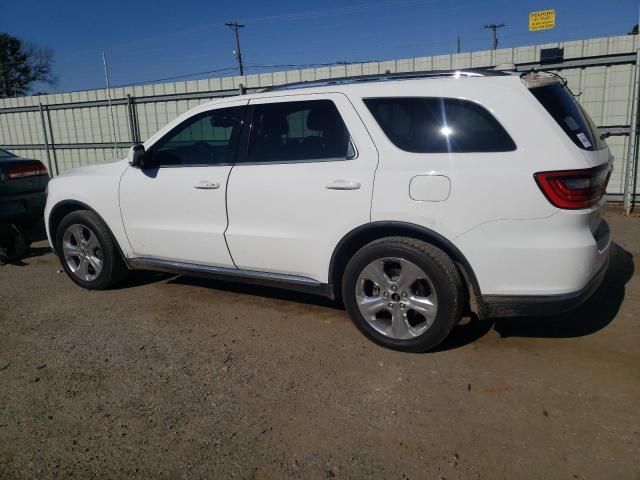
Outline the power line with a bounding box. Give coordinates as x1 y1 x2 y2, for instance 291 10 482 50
112 66 239 88
240 0 437 25
108 61 380 89
225 22 245 76
61 0 454 58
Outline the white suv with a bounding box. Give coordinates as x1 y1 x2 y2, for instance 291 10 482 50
44 70 612 352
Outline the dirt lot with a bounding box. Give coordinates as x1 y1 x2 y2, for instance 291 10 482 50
0 208 638 480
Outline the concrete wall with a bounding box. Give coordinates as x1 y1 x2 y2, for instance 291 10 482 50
0 34 638 196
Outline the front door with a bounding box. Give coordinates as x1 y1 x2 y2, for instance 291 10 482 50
119 102 246 267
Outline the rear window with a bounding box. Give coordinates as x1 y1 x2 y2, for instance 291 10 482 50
529 83 606 151
364 97 516 153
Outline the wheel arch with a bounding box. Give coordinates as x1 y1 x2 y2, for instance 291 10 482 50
328 221 482 306
48 200 126 260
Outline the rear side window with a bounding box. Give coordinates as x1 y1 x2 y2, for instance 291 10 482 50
529 83 606 151
247 100 352 163
364 97 516 153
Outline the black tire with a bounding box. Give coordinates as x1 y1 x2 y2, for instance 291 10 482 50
342 237 463 352
55 210 128 289
0 224 30 263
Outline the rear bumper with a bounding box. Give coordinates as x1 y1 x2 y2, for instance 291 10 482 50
0 191 47 224
479 252 609 318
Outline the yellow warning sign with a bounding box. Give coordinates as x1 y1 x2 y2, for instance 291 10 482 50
529 9 556 31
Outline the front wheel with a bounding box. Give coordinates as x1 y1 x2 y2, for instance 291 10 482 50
342 237 463 352
55 210 128 289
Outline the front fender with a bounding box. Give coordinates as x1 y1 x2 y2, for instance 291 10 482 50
44 160 132 257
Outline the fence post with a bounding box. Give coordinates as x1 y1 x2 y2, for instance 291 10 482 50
624 48 640 214
130 95 141 143
126 94 137 144
45 108 60 176
38 103 53 177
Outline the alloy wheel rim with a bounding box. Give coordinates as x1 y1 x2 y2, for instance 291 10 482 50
355 257 438 340
62 224 103 281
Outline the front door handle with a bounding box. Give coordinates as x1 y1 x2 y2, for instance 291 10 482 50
325 180 361 190
194 180 220 190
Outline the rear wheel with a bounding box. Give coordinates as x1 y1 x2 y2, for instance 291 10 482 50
342 237 463 352
55 210 127 289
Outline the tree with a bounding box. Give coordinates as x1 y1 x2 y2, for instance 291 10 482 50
629 24 638 35
0 33 56 98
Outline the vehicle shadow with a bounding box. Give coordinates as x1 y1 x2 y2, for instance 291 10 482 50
0 220 52 266
168 276 341 310
437 241 634 351
0 246 52 266
493 242 633 339
111 241 633 351
115 270 176 289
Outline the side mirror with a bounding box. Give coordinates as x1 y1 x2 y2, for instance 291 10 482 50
128 144 146 168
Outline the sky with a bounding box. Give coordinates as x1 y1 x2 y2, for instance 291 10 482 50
1 0 638 93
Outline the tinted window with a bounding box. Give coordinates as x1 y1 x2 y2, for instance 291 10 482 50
150 106 243 166
0 148 16 158
364 97 516 153
530 84 606 151
247 100 351 163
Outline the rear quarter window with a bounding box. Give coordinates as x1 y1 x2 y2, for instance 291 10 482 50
364 97 516 153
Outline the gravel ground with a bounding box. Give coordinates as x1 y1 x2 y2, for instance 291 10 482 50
0 208 638 479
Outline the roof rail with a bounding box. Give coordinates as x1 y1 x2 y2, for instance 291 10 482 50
263 68 508 92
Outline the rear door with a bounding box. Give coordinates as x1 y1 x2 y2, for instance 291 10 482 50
224 93 378 282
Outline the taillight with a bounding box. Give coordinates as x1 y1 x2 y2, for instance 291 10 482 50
7 163 48 179
534 163 611 209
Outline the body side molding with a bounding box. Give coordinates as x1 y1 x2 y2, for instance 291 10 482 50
129 257 333 297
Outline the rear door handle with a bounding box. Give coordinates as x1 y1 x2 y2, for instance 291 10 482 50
194 180 220 190
325 180 361 190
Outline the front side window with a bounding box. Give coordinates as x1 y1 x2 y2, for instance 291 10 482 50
247 100 351 163
364 97 516 153
149 106 244 166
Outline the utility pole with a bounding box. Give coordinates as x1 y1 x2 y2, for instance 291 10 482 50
482 23 506 50
456 35 461 54
225 21 245 76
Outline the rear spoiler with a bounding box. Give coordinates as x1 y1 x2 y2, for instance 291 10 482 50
520 71 565 89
